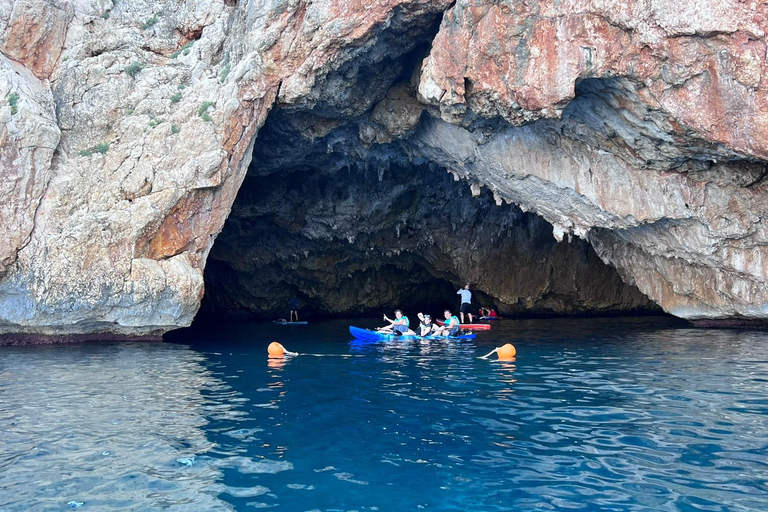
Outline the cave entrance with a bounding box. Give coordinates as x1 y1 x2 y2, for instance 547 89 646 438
197 15 659 322
198 127 657 321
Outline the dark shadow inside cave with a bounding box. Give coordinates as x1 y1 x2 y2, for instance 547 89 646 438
198 147 659 321
195 15 662 323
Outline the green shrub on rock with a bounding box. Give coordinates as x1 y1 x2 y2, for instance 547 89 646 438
220 62 231 83
79 142 110 157
8 93 19 115
125 62 144 78
171 42 194 59
198 101 215 122
141 16 158 30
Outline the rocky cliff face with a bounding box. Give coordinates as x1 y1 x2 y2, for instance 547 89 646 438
1 0 766 337
415 2 768 323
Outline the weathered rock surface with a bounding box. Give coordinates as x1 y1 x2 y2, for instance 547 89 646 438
416 1 768 321
0 0 455 336
0 55 59 276
1 0 768 337
2 0 255 336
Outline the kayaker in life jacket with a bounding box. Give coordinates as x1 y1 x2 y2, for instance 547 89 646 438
378 309 415 335
435 310 461 336
416 313 439 336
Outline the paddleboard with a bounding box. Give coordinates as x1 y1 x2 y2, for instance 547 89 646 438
436 320 491 330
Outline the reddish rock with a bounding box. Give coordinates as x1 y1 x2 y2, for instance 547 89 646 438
1 0 73 80
421 1 768 156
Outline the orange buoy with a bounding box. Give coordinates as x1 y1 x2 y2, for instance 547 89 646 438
497 343 516 360
268 342 285 358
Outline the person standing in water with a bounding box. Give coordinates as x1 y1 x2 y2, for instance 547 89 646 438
456 284 473 323
289 296 299 322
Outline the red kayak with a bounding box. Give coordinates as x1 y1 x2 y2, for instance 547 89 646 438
436 320 491 330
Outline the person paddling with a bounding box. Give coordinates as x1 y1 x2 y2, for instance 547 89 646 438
435 309 461 336
378 309 414 335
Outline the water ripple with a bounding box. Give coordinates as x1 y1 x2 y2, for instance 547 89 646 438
3 319 768 511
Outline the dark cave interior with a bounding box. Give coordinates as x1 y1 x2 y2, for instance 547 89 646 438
196 10 664 323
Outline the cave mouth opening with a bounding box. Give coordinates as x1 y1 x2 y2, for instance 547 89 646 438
197 148 660 323
195 17 663 324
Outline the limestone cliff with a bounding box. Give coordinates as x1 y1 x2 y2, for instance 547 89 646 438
1 0 766 337
416 1 768 322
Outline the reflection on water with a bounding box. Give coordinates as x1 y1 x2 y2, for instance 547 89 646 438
0 343 241 511
2 318 768 511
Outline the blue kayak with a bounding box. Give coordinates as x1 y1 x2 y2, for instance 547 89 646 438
349 326 476 341
273 320 308 325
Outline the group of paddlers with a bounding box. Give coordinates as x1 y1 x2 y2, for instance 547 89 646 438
377 309 461 337
377 285 498 337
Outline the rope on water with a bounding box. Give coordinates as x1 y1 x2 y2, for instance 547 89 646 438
479 348 499 359
297 353 365 357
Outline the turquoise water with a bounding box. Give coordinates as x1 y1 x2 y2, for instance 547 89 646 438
1 317 768 511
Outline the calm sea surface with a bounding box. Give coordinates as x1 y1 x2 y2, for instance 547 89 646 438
1 317 767 511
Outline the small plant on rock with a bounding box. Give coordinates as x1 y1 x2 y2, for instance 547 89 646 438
171 42 194 59
8 93 19 115
171 124 180 134
125 62 144 78
170 92 182 103
220 62 231 83
80 142 110 156
141 16 158 30
198 101 215 122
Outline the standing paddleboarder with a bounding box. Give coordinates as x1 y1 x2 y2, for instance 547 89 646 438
457 284 473 323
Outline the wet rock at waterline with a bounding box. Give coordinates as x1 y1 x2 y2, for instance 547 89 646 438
1 0 768 337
